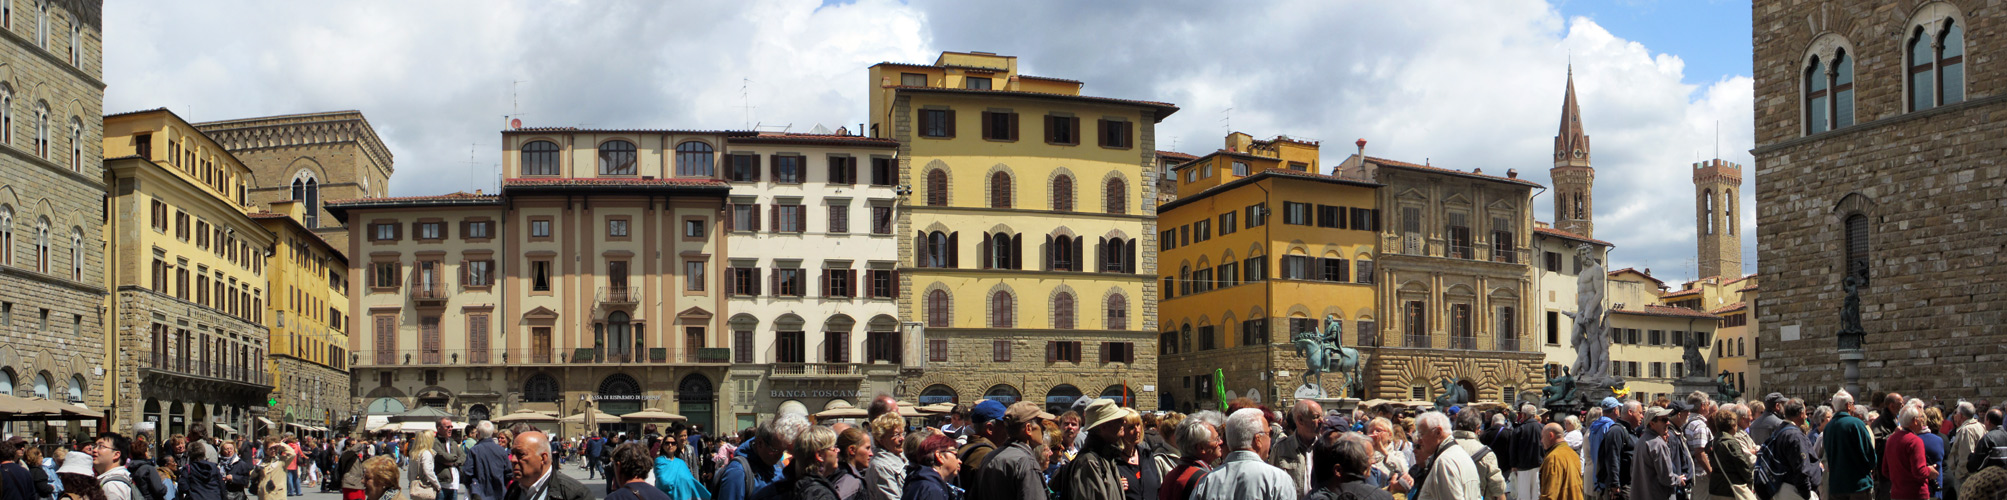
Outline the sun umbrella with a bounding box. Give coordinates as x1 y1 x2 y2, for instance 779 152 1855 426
813 407 868 419
917 403 956 415
620 408 686 423
492 409 561 424
563 410 621 424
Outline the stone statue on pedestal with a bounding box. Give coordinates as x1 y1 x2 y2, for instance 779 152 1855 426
1683 335 1708 377
1434 377 1471 409
1566 244 1621 401
1838 263 1868 350
1543 366 1578 408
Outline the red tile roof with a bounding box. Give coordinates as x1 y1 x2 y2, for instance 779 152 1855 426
1661 288 1702 298
1612 304 1719 319
1533 226 1612 247
1364 156 1545 188
324 192 500 206
1606 267 1668 288
1709 302 1748 315
1157 150 1198 161
1158 168 1381 212
248 213 349 264
887 86 1179 118
726 134 899 148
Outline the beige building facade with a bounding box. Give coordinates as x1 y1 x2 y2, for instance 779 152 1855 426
197 111 395 254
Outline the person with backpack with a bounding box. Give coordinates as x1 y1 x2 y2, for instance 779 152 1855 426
1634 405 1692 500
1598 401 1643 500
714 414 807 500
1826 390 1880 500
93 433 137 500
1162 412 1224 500
1450 409 1507 500
1706 406 1758 500
954 401 1008 492
125 437 169 500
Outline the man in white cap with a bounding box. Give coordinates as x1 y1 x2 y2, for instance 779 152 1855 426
1056 399 1138 500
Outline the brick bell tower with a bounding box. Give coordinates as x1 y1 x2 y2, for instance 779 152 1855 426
1693 159 1744 279
1552 66 1595 237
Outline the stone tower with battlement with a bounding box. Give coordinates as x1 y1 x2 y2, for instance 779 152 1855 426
1552 67 1595 237
1693 159 1743 279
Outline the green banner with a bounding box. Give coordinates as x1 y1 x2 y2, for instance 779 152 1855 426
1214 369 1227 412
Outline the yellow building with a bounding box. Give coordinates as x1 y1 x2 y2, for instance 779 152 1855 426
869 52 1172 410
1709 277 1758 396
254 199 349 433
1602 268 1719 402
103 109 275 435
1156 133 1380 411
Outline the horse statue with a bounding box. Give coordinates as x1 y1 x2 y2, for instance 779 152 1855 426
1292 314 1368 398
1433 377 1471 409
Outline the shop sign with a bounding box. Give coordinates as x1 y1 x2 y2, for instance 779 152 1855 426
593 395 661 401
769 389 867 399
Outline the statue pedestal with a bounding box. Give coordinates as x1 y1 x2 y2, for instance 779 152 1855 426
1672 376 1718 401
1839 349 1864 395
1294 383 1328 401
1573 374 1626 405
1313 397 1362 414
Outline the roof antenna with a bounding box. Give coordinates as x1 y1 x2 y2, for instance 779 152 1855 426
508 80 530 128
1221 107 1232 133
1714 120 1720 160
741 78 757 130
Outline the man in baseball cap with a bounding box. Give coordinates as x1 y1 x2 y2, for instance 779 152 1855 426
955 399 1009 490
971 402 1055 500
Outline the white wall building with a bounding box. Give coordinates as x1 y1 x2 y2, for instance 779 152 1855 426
719 133 908 427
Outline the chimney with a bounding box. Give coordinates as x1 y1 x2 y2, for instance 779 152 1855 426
1507 168 1519 178
1352 138 1375 181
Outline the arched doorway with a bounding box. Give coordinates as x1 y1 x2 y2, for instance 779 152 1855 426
1099 385 1131 407
168 401 186 435
1045 385 1082 415
597 373 643 436
983 384 1020 404
919 385 957 405
1457 380 1479 404
677 374 715 433
1159 393 1178 413
467 404 491 425
143 399 162 430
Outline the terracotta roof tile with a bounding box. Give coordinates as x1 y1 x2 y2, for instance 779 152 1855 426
1158 168 1380 212
503 177 728 188
504 127 756 136
1709 302 1748 315
1661 288 1702 298
1612 304 1718 319
1534 226 1613 247
1365 155 1545 188
1606 267 1668 287
1156 150 1198 161
727 134 899 148
324 192 499 206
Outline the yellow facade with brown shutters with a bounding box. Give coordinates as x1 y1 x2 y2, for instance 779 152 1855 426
1155 134 1380 411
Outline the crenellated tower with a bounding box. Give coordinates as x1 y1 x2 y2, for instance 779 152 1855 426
1552 66 1596 237
1693 159 1744 279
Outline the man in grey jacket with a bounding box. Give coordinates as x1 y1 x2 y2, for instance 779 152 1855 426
1749 393 1788 445
1631 406 1689 500
972 402 1055 500
434 418 465 500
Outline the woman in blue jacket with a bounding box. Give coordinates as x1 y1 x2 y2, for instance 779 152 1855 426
652 434 709 499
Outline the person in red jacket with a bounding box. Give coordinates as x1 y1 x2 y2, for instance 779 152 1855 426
1884 401 1940 500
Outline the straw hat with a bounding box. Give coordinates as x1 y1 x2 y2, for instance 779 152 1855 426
1082 398 1135 432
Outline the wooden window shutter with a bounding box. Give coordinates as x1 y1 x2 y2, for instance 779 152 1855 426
980 111 993 139
1073 237 1085 271
1008 112 1019 141
459 220 469 240
915 231 930 267
1044 115 1055 143
1047 341 1056 363
750 204 761 231
1096 237 1107 273
1069 117 1081 144
1009 234 1022 270
849 269 858 297
1096 119 1109 147
365 263 376 287
1124 342 1136 364
769 154 780 181
944 109 956 137
769 268 780 297
458 259 468 286
723 267 736 294
1043 234 1054 270
1125 239 1137 273
946 231 959 268
1123 121 1135 148
890 270 900 296
981 233 993 269
820 269 830 297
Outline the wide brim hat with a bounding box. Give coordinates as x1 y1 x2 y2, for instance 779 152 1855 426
1082 398 1132 431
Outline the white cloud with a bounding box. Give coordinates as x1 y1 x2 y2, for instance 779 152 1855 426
103 0 1754 279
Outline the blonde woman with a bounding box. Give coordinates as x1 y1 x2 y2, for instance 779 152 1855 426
406 431 439 500
360 456 405 500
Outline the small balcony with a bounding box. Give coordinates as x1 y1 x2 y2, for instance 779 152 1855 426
411 285 450 305
598 286 639 306
1404 334 1431 348
1450 335 1477 350
1497 337 1521 352
769 363 865 379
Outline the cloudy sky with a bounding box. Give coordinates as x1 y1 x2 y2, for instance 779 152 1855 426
104 0 1757 284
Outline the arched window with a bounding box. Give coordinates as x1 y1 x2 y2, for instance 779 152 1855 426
522 373 560 402
304 178 319 228
926 170 948 206
32 372 48 399
1832 50 1854 129
0 205 11 266
66 374 83 403
33 101 47 158
66 15 76 66
521 140 560 176
919 231 955 268
1051 175 1074 212
34 0 45 48
1105 178 1126 214
34 217 48 273
0 369 11 396
291 179 305 202
990 290 1014 328
1940 20 1965 105
926 289 951 327
598 140 637 175
1573 193 1584 219
984 232 1017 270
1050 234 1080 271
67 117 79 171
1 84 12 146
1703 189 1715 235
1725 190 1736 236
1806 56 1829 134
1101 237 1133 273
1180 324 1192 353
69 227 80 281
1909 27 1934 112
990 171 1013 209
1105 294 1129 330
675 141 714 177
1051 292 1075 329
1844 214 1870 280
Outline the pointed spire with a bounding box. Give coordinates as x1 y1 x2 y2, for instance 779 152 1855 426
1555 65 1589 166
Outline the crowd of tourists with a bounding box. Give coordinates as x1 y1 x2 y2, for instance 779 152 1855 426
8 387 2007 500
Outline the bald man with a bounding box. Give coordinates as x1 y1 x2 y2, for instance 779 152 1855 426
504 431 592 500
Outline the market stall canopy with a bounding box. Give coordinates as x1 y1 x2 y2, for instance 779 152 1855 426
812 407 867 419
918 403 955 415
0 394 64 420
562 410 622 424
620 409 686 423
492 409 561 424
214 423 238 434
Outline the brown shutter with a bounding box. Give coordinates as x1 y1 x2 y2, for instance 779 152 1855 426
944 110 956 137
980 111 993 140
1073 237 1085 272
751 204 762 231
1069 117 1081 144
981 233 993 269
459 220 469 240
1123 121 1135 148
440 221 450 239
1044 115 1055 143
1043 234 1054 270
1096 119 1109 147
1101 342 1111 363
769 269 779 297
366 263 376 287
848 269 858 298
916 232 929 267
947 232 959 268
890 270 900 296
820 270 830 297
1009 113 1020 141
484 260 495 285
724 267 736 295
723 206 733 232
458 260 468 287
1011 234 1023 270
1097 237 1107 273
1047 341 1056 363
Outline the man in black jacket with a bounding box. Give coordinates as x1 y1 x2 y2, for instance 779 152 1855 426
180 443 225 500
1509 403 1545 500
127 437 170 500
503 431 590 500
435 419 465 500
1773 399 1823 500
1596 401 1641 500
1967 410 2007 474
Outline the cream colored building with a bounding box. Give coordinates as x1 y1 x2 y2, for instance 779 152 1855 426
869 52 1169 409
333 128 734 434
1604 268 1717 402
104 109 275 435
717 133 906 427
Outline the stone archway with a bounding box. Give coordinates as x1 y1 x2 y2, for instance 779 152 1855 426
676 374 715 432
